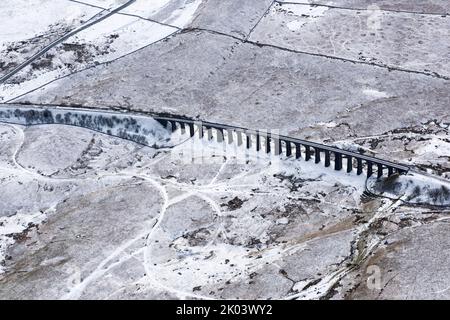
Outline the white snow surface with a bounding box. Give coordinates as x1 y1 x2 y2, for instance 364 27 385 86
274 3 329 31
280 3 329 18
0 0 100 45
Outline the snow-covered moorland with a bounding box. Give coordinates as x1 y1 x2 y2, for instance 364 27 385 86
1 0 449 300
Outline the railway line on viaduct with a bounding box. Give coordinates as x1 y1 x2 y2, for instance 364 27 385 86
0 105 410 179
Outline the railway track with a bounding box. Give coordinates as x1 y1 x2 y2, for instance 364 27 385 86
0 105 409 178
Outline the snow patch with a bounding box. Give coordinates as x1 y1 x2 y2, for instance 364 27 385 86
287 20 307 31
0 0 100 45
276 217 289 225
315 121 338 128
415 137 450 158
278 3 329 31
363 88 389 99
0 211 48 274
280 3 329 18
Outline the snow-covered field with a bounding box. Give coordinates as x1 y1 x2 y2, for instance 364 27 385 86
0 0 449 300
0 122 363 298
